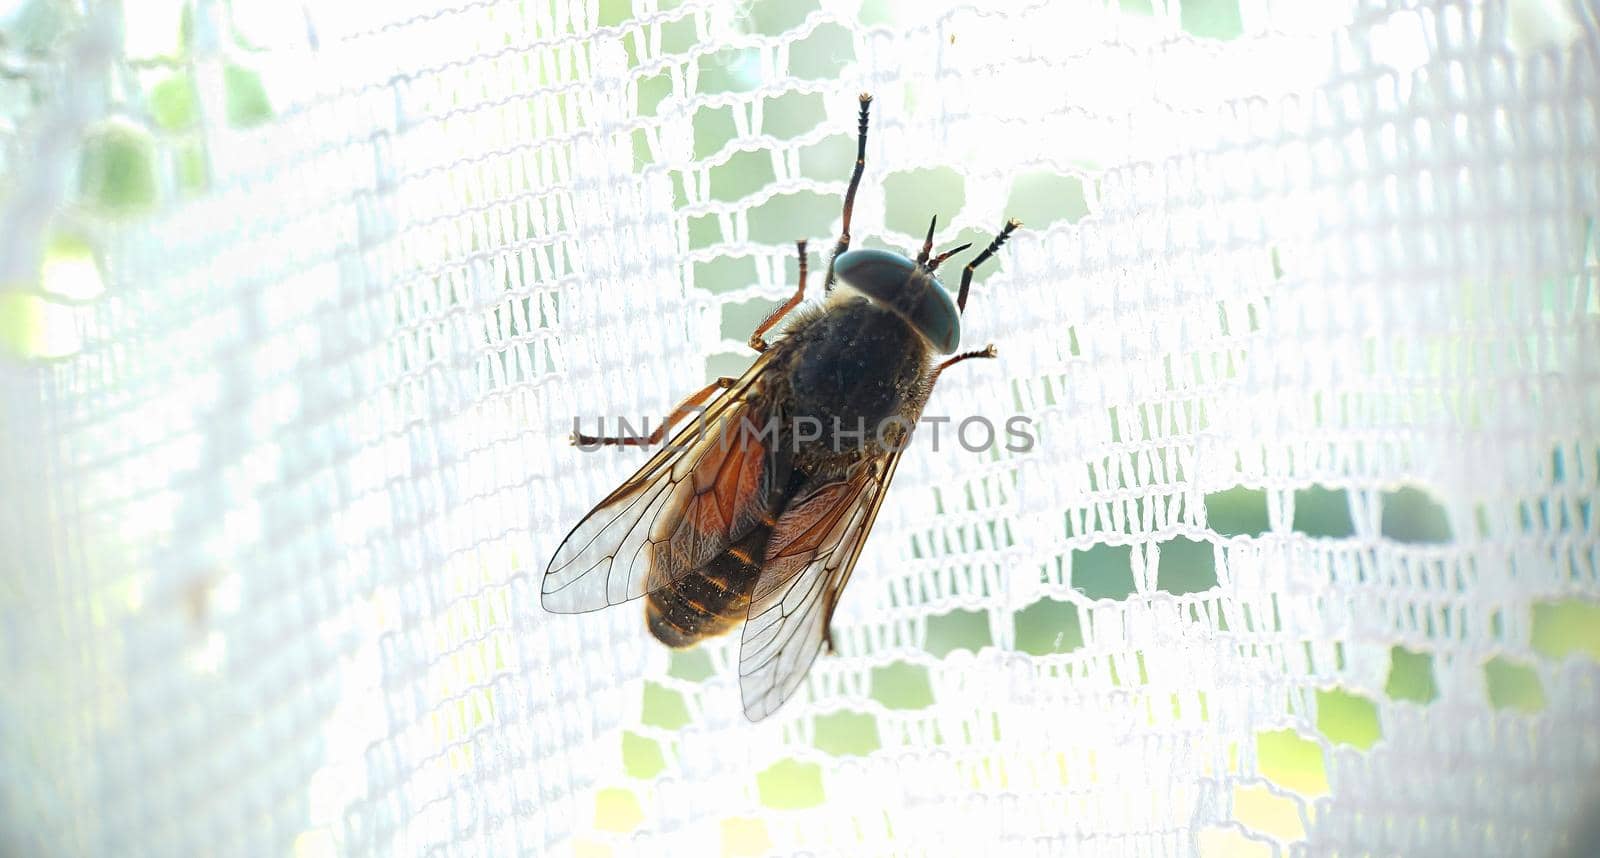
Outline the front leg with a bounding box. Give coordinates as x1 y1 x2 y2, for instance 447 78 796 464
956 220 1021 312
930 344 998 385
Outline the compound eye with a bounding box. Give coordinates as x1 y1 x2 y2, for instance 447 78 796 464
833 249 960 354
833 249 915 300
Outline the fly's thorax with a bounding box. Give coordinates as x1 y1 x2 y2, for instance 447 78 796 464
776 295 932 464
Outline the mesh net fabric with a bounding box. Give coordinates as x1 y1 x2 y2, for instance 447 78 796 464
3 0 1599 855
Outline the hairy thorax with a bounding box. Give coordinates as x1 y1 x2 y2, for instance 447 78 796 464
772 295 932 475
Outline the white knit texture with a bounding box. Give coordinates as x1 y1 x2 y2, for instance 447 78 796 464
2 0 1597 855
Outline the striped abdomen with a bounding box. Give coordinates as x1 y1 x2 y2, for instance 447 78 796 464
646 525 770 648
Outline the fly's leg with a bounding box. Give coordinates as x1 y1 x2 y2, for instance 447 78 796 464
573 377 737 446
748 240 808 353
930 344 998 385
956 219 1021 312
824 93 873 292
927 220 1017 386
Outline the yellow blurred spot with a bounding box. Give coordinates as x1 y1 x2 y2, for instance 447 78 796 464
594 787 643 832
573 837 612 858
1233 785 1306 843
1256 730 1328 796
1315 689 1381 750
291 829 337 858
121 574 147 613
1506 0 1583 52
186 630 226 674
720 817 772 857
641 682 691 729
756 758 825 809
1196 826 1274 857
622 731 666 779
1532 599 1600 661
40 234 104 301
0 292 83 359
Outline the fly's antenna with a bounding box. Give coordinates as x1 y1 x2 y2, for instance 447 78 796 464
927 242 973 273
915 215 938 268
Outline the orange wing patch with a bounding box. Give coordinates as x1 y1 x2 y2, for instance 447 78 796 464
650 400 787 589
755 470 872 603
682 403 780 539
696 421 771 537
543 352 791 615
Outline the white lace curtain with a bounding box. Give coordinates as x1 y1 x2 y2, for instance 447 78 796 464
1 0 1597 855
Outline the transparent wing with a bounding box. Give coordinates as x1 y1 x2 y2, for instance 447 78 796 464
542 352 787 613
738 449 907 720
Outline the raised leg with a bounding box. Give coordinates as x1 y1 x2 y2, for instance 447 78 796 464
749 240 808 353
932 344 998 383
957 219 1022 312
824 93 873 292
573 377 737 447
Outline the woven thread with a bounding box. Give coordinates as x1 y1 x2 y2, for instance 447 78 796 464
2 0 1597 855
